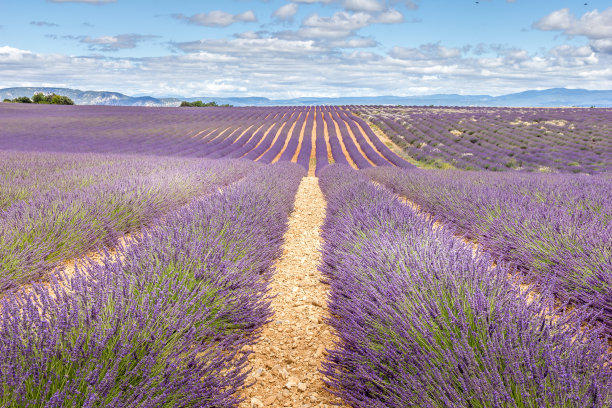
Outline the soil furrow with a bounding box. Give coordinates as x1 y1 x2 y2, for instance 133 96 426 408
239 176 343 408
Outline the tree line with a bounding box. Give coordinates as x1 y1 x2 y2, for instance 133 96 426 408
179 101 232 107
3 92 75 105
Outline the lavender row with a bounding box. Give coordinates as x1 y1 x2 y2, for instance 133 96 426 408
277 111 307 162
0 151 232 212
344 111 415 168
0 104 301 158
259 112 301 164
323 111 349 166
318 164 611 407
353 105 612 173
315 110 329 175
244 112 298 161
366 166 612 333
0 104 409 173
0 162 305 407
337 111 388 167
296 108 315 169
0 156 259 291
331 110 372 169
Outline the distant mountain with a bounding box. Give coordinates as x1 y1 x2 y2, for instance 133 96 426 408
0 87 175 107
1 87 611 107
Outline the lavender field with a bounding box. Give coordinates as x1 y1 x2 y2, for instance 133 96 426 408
0 103 610 407
356 106 612 173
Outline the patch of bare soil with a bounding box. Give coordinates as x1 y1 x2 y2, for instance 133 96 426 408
239 176 344 408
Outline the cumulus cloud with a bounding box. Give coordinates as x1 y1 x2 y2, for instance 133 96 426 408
30 21 60 27
280 8 404 41
174 10 257 27
534 7 612 39
534 7 612 55
329 37 378 48
343 0 384 12
173 37 323 55
0 46 35 61
76 34 159 52
297 11 372 39
2 37 612 99
390 43 463 61
373 9 404 24
273 3 299 21
590 39 612 54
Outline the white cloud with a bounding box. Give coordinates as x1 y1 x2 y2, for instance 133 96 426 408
283 8 404 41
329 37 378 48
2 38 612 99
590 39 612 54
274 3 299 20
373 9 404 24
174 37 323 55
390 43 463 61
175 10 257 27
343 0 384 12
534 7 612 39
78 34 158 52
0 46 34 61
298 11 373 39
234 31 263 40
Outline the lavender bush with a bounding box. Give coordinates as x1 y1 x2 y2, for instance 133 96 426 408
0 155 259 291
365 166 612 334
353 105 612 173
0 104 407 173
318 164 611 407
0 162 305 407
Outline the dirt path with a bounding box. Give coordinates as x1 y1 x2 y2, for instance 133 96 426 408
239 176 343 408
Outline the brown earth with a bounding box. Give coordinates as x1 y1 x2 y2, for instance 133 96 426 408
238 176 344 408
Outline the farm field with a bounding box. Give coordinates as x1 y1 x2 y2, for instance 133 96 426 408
355 105 612 173
0 103 611 407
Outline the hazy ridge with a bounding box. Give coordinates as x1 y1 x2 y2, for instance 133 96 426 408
1 87 611 107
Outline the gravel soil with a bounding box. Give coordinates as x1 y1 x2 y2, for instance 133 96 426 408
239 176 344 408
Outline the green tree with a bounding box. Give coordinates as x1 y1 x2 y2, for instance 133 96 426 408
56 95 74 105
32 93 46 103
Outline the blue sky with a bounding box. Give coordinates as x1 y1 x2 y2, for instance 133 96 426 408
1 0 611 98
